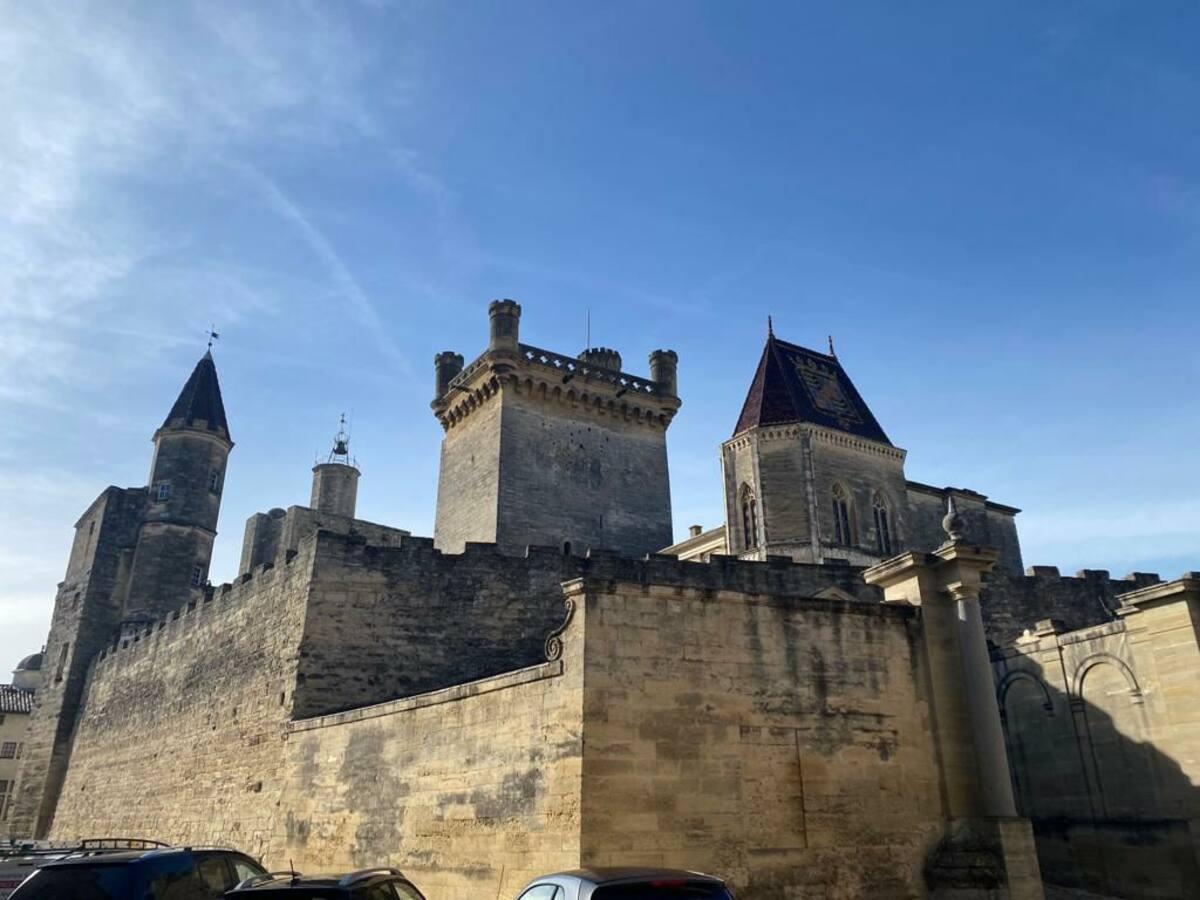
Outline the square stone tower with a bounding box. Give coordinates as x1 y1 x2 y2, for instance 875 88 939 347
432 301 681 557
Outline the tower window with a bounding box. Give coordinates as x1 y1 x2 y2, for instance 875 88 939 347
0 743 15 760
209 470 222 493
156 482 172 502
740 485 760 550
873 493 893 555
191 563 205 587
832 484 854 546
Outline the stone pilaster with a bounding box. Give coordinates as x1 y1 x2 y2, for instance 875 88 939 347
865 526 1043 900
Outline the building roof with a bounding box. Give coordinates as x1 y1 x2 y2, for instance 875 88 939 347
0 684 33 714
733 333 891 444
162 350 231 440
15 652 42 672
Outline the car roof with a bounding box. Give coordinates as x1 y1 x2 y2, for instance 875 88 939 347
42 848 250 867
530 868 724 886
232 871 417 892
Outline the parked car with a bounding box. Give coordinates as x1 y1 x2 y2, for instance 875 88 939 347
9 844 266 899
514 868 734 900
225 867 425 899
1 840 172 900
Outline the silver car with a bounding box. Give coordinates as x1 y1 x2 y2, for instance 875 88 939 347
514 868 734 900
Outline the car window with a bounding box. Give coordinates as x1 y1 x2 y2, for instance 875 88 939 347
592 884 732 899
10 865 132 900
517 885 563 900
196 855 234 894
231 858 265 885
390 880 425 900
355 884 398 900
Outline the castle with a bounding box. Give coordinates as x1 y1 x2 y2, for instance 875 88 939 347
7 301 1199 900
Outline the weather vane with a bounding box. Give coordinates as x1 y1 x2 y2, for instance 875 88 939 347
206 324 220 350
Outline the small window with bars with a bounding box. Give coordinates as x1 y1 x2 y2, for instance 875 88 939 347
191 563 205 587
0 743 16 760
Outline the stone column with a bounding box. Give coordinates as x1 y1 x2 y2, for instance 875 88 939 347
864 498 1041 899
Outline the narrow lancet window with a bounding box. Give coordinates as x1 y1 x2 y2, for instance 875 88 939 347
832 484 853 546
873 493 892 555
740 485 760 550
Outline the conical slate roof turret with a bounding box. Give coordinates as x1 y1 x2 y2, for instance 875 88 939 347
733 331 890 444
162 349 231 441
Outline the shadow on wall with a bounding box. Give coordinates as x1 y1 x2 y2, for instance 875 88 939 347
998 664 1200 900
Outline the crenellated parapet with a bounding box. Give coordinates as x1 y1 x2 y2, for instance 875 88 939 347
434 341 681 433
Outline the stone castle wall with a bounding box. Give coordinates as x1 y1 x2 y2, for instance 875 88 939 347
46 539 315 854
980 567 1162 648
7 485 145 839
991 578 1200 899
577 580 945 898
276 643 584 898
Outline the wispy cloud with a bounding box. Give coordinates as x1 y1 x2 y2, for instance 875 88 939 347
233 162 407 366
0 1 409 671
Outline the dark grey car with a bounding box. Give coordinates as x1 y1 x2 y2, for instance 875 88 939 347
514 868 734 900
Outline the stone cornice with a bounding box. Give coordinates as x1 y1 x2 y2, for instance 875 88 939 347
434 349 681 432
723 422 906 461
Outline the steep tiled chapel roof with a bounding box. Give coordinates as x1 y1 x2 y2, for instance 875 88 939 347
163 350 231 440
0 684 33 714
733 334 891 444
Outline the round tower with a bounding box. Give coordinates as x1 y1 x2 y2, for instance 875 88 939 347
125 349 234 616
311 414 360 519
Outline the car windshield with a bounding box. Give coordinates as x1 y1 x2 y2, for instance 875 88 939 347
10 864 133 900
592 884 732 900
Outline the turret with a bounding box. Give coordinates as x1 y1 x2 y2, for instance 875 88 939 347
579 347 623 372
124 350 233 617
432 351 465 413
311 415 360 519
649 349 679 397
488 299 522 356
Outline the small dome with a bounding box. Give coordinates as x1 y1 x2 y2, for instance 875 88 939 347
16 652 43 672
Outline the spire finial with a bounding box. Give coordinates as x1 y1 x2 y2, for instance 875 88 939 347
206 324 220 351
942 494 965 543
767 315 774 338
827 334 836 357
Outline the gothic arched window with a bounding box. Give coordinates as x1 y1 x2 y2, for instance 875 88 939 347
832 484 853 546
740 485 760 550
873 493 893 555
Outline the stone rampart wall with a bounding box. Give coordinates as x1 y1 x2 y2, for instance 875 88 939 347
274 643 583 899
292 533 880 718
981 567 1161 648
577 581 945 898
45 543 315 855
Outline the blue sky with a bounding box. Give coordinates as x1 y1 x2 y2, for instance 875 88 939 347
2 1 1198 674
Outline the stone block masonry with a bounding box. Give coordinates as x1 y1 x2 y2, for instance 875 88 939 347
577 579 946 898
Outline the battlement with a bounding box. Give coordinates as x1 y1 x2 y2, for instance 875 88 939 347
92 538 315 672
981 564 1166 648
435 342 680 434
313 528 879 602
